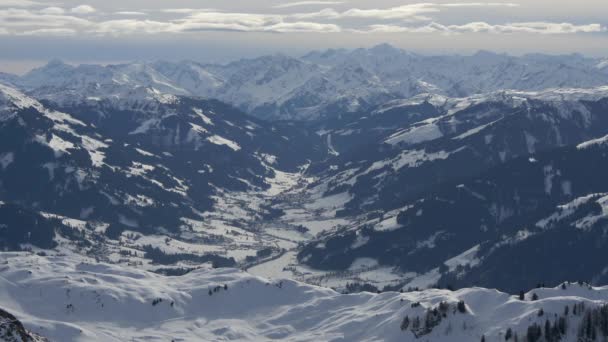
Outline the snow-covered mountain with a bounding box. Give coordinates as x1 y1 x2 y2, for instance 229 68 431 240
300 136 608 291
4 46 608 341
5 45 608 121
290 88 608 293
0 82 327 268
310 87 608 215
3 69 608 293
3 252 608 342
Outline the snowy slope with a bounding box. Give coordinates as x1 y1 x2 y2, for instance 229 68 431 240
0 83 327 268
2 252 608 342
297 131 608 293
308 86 608 217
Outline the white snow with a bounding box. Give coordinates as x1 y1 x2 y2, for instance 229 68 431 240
364 147 464 175
129 118 160 135
351 233 370 249
577 134 608 149
80 136 109 168
0 152 14 170
6 49 608 121
597 59 608 70
124 194 155 207
444 245 481 272
42 162 58 180
4 252 607 342
349 257 379 270
0 83 42 111
524 131 538 154
385 122 443 145
416 231 444 250
403 268 442 290
298 218 349 236
573 194 608 230
206 134 241 151
374 216 402 232
118 214 139 228
374 94 449 114
326 133 339 156
134 148 156 157
543 165 559 195
263 168 301 196
305 192 352 212
453 119 501 140
536 193 606 229
394 148 462 170
43 110 86 127
192 108 214 125
188 122 208 134
36 134 76 156
127 162 155 177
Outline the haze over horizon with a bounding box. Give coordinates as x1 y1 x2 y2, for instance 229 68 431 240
3 44 607 76
1 0 607 73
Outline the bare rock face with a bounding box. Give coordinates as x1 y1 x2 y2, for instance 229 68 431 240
0 308 47 342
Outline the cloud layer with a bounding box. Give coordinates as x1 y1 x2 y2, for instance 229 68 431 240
0 1 604 37
273 1 345 9
366 22 604 35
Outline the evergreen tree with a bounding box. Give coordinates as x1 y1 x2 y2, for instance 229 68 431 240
412 316 420 330
439 301 450 315
457 300 467 313
505 327 513 340
558 317 567 335
585 311 594 339
400 316 410 331
544 320 551 341
526 323 542 342
550 319 560 341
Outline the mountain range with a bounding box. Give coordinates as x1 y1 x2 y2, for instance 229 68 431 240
2 44 608 341
3 44 608 121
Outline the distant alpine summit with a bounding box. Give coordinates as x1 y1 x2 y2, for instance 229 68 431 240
3 44 608 120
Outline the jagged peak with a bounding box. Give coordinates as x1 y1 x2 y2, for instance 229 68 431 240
46 58 68 67
369 43 402 54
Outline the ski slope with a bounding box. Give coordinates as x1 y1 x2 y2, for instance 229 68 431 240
1 252 606 341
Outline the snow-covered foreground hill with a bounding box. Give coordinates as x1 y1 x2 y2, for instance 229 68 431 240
1 252 608 342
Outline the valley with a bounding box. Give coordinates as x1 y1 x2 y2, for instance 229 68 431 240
2 44 608 341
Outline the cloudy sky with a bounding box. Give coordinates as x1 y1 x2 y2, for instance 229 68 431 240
1 0 607 73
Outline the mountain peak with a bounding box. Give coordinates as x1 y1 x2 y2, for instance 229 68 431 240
25 58 73 79
473 50 500 57
47 58 67 67
369 43 401 54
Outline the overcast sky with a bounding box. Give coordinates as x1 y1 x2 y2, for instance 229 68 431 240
1 0 607 73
